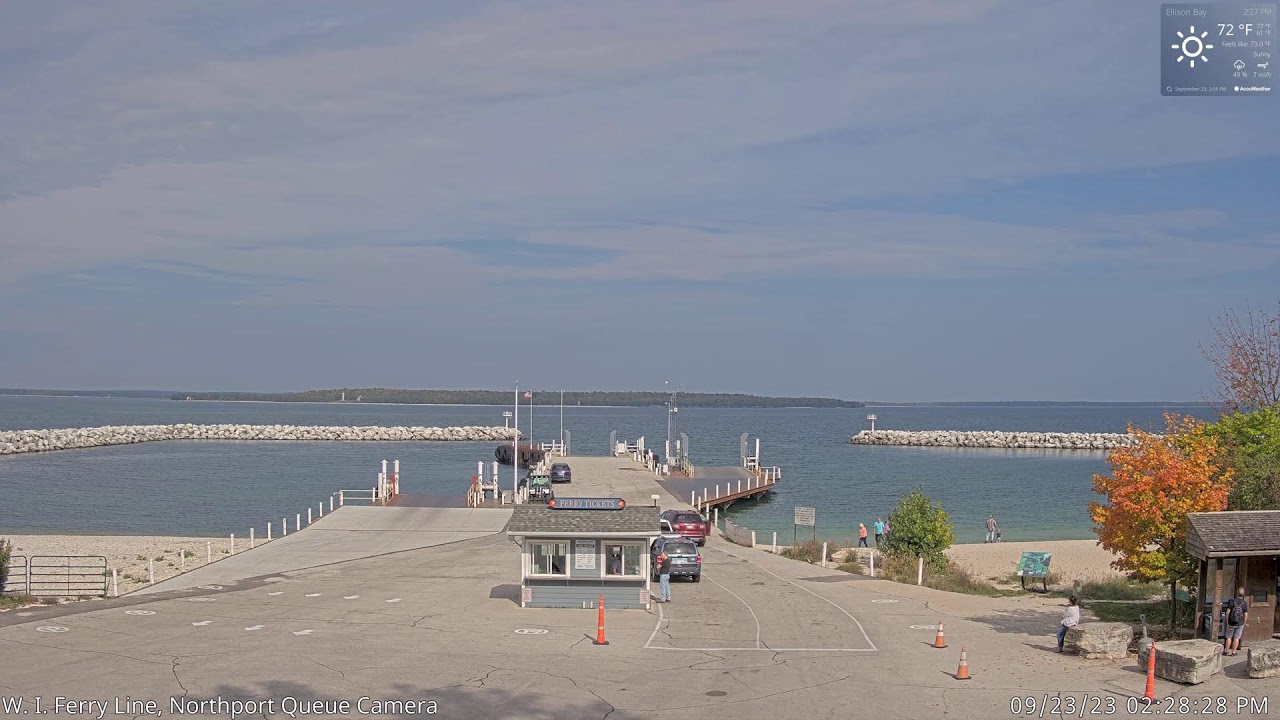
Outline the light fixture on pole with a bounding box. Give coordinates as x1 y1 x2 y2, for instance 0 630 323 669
560 389 564 448
513 382 520 501
503 410 512 429
665 381 678 464
867 414 877 431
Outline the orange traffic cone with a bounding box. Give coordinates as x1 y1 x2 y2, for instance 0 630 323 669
954 648 971 680
933 622 948 649
593 594 609 645
1143 641 1156 702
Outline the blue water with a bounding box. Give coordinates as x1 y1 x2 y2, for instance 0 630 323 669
0 396 1216 543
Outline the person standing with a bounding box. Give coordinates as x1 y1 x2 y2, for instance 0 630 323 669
874 518 885 546
656 548 672 603
1224 587 1249 656
858 523 868 547
1055 596 1080 652
985 515 998 543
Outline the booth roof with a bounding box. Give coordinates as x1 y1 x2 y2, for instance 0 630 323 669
507 504 661 536
1187 510 1280 559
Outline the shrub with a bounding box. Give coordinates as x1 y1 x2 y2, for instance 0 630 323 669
881 486 955 562
781 540 843 564
183 550 196 558
0 537 11 593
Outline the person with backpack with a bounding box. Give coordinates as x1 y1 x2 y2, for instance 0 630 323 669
1224 587 1249 656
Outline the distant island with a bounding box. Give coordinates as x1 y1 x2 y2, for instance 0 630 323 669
0 388 175 399
167 389 865 408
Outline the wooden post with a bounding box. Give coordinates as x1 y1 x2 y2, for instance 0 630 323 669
330 496 334 512
750 530 756 548
773 532 777 553
738 479 742 494
917 556 924 586
870 551 875 577
111 568 118 597
822 542 828 569
180 551 185 571
339 490 345 507
230 534 235 554
1210 558 1224 643
207 541 211 563
308 508 313 525
250 527 255 549
1196 559 1208 637
318 501 323 518
148 558 154 585
268 522 272 541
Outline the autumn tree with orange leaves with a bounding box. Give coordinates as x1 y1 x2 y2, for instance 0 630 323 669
1090 413 1233 630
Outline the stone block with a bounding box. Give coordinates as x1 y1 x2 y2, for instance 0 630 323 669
1247 640 1280 679
1065 622 1133 659
1137 639 1222 684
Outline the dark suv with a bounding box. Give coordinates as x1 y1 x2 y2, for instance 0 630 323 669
652 536 701 582
660 509 709 546
549 463 572 483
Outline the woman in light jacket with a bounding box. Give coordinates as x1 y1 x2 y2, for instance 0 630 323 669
1056 596 1080 652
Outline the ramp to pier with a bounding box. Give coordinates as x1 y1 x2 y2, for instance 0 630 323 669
134 506 512 594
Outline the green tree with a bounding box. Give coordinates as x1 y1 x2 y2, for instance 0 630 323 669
881 487 955 563
0 537 11 594
1206 407 1280 510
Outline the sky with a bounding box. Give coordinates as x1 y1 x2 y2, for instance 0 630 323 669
1 1 1277 402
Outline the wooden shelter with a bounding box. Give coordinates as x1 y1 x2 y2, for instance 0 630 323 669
1187 510 1280 643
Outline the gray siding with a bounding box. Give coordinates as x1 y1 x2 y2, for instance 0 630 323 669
525 581 648 609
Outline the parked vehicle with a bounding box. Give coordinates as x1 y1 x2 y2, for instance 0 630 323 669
525 473 553 500
651 536 701 582
549 463 572 483
660 509 709 546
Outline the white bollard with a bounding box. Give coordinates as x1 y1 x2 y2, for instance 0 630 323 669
870 551 875 578
339 490 345 507
282 517 288 535
713 507 718 528
268 522 273 541
773 532 778 553
180 551 185 571
308 508 313 525
750 530 756 548
230 534 235 554
111 568 119 597
716 484 721 498
917 556 924 586
250 527 255 549
318 502 323 518
297 512 301 530
822 542 828 569
148 558 154 585
329 496 334 512
207 541 211 563
691 491 696 506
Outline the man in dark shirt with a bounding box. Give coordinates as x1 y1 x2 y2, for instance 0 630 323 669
1224 587 1249 656
656 549 672 603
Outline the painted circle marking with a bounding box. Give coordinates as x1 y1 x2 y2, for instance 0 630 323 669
37 626 70 633
197 585 223 590
188 597 216 602
514 628 548 635
871 599 898 603
125 610 156 616
910 624 941 630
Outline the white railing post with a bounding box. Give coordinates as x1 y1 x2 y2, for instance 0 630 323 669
738 479 742 494
713 507 718 527
250 527 255 549
207 541 211 563
230 534 235 554
296 513 301 530
180 551 185 571
870 551 875 577
148 559 154 585
750 531 756 548
308 508 313 525
691 491 696 506
318 502 323 518
821 542 828 569
111 568 118 597
339 490 345 507
917 556 924 586
330 496 334 512
773 532 777 553
268 522 273 541
282 517 288 535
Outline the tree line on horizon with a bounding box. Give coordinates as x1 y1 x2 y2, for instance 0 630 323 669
166 389 865 408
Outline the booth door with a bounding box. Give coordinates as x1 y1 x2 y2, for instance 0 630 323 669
1242 556 1276 643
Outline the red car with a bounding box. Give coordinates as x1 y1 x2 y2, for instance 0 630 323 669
660 509 709 546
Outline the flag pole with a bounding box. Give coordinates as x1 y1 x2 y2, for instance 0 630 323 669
560 389 564 449
513 382 519 499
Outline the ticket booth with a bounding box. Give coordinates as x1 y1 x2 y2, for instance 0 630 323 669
507 498 660 609
1187 511 1280 643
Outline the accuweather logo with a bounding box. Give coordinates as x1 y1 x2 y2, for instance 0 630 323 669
1234 85 1273 92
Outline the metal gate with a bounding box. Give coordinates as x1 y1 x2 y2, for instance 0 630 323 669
27 556 107 597
1 554 28 595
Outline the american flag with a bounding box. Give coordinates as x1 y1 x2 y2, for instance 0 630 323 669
524 391 532 398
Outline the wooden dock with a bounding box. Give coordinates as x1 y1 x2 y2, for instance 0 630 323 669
658 464 781 512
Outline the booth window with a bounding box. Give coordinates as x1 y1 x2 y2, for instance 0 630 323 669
604 543 644 577
529 542 568 576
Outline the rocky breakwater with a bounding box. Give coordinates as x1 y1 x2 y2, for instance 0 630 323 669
0 424 521 455
848 429 1141 450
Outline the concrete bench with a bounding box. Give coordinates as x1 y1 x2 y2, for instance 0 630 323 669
1137 639 1222 684
1064 622 1132 659
1247 640 1280 679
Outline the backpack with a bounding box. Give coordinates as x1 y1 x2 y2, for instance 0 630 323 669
1227 598 1245 625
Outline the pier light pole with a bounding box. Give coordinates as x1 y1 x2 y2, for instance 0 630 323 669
867 414 877 431
560 389 564 448
514 382 519 499
665 382 678 464
503 410 512 429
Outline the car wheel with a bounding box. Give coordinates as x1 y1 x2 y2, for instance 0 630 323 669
692 573 701 583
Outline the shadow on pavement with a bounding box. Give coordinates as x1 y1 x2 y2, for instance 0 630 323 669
969 607 1062 635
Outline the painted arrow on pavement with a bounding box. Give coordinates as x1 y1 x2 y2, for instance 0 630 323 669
293 629 313 635
305 593 322 597
192 621 212 626
245 625 264 631
344 595 359 600
267 592 284 596
386 598 401 603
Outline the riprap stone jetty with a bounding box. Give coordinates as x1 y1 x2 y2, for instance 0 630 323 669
849 429 1141 450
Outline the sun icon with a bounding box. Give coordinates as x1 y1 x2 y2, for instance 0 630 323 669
1172 25 1213 68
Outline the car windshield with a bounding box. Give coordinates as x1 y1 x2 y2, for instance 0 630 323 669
664 541 698 556
552 464 568 471
673 513 702 524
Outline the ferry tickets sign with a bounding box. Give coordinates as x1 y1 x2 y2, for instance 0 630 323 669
548 497 626 510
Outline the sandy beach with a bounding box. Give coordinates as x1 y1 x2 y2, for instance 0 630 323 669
946 539 1127 586
2 534 269 602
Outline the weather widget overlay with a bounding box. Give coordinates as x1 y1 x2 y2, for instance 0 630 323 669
1162 3 1274 95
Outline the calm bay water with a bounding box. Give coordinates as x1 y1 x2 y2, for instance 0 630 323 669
0 396 1216 543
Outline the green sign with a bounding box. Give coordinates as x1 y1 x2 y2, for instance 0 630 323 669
1017 551 1052 578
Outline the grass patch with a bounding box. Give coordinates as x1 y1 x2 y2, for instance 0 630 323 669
780 540 844 564
182 550 195 558
134 554 148 561
1073 578 1165 601
0 594 34 610
879 553 1011 597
